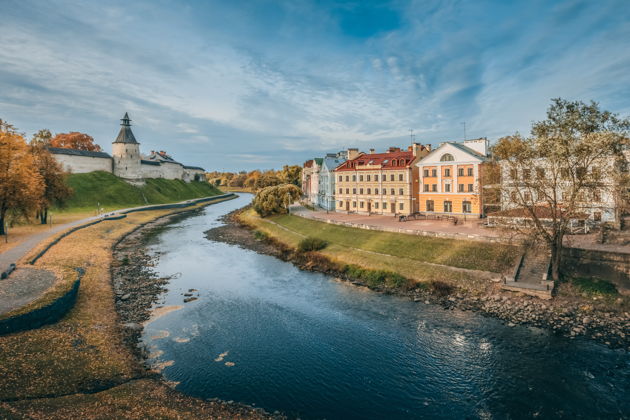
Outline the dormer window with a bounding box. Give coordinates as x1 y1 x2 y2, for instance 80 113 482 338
392 159 397 166
440 153 454 162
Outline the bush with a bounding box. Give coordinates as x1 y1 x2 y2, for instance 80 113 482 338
253 230 269 241
342 264 412 290
571 277 618 296
430 280 454 297
298 237 328 252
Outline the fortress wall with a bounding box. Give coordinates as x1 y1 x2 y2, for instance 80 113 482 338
183 168 205 182
53 154 113 174
160 162 184 180
141 163 164 178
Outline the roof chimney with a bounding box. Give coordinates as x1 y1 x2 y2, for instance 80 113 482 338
347 148 360 160
388 147 401 153
369 148 375 154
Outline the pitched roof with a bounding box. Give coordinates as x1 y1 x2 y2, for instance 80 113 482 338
140 159 160 166
183 165 205 171
113 112 139 144
335 150 414 171
314 158 323 165
48 147 111 159
448 142 488 159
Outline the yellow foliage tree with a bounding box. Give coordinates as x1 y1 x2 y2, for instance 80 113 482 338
0 120 44 234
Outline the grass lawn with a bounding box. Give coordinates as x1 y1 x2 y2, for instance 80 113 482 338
58 171 222 213
242 210 518 274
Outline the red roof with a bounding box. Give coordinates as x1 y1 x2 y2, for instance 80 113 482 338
335 150 414 171
304 160 314 168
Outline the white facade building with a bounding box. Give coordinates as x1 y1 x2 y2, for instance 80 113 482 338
317 152 347 210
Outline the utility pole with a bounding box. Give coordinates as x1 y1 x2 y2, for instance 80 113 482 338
409 128 414 146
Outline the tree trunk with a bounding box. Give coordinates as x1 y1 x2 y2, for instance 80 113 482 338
0 215 4 236
550 235 563 281
39 208 48 225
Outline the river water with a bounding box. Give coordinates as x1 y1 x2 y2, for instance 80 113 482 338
142 194 629 419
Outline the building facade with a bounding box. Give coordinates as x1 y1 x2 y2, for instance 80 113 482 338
50 113 205 183
317 151 347 210
334 144 429 215
301 158 322 206
416 138 489 218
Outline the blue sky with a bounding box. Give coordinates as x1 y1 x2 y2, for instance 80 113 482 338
1 0 629 171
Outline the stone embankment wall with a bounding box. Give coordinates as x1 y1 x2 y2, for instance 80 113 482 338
55 154 113 174
563 247 630 294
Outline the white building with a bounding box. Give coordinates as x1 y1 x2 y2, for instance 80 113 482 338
50 113 205 184
317 151 347 210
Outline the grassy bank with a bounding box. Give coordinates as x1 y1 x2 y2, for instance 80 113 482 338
0 198 271 419
239 208 519 290
59 171 222 213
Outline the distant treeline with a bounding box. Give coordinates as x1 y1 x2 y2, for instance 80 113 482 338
206 165 302 190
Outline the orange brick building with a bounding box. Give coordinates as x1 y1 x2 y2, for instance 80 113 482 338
415 138 489 218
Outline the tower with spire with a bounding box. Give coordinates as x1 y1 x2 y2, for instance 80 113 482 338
112 112 143 183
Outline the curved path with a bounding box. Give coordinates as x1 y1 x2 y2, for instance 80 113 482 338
0 195 232 317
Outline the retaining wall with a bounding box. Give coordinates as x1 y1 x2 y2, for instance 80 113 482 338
563 247 630 294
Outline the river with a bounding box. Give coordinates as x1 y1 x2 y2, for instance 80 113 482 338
142 194 629 419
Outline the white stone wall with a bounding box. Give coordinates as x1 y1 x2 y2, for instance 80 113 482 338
53 154 113 174
140 163 164 179
182 168 205 182
159 161 184 180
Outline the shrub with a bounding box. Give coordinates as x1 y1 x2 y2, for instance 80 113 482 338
430 280 454 297
253 230 269 241
571 277 618 296
298 237 328 252
342 264 412 290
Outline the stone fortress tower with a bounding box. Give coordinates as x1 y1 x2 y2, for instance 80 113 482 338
112 112 143 184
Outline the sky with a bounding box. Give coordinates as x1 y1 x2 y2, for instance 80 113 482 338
1 0 629 171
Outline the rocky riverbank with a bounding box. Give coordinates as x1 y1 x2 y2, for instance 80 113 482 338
208 207 629 351
111 207 283 420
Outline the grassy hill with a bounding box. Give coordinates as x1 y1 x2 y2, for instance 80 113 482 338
56 171 222 213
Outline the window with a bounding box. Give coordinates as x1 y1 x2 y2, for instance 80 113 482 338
383 188 387 195
468 184 473 192
399 174 403 181
360 201 364 208
458 184 464 192
375 188 379 194
390 188 395 195
591 166 601 179
423 184 429 192
524 192 532 202
359 175 363 181
576 167 587 178
392 159 397 166
593 211 602 221
338 201 343 207
445 168 451 177
523 169 531 180
375 175 379 181
338 176 342 182
560 168 569 179
444 201 453 212
346 188 349 194
399 188 404 195
367 188 371 195
510 191 517 202
440 153 454 162
462 201 472 213
352 175 356 182
390 174 395 181
353 201 357 208
445 183 451 192
399 202 404 210
367 175 371 181
432 184 437 192
353 188 356 194
383 202 387 209
592 189 601 202
359 188 364 194
339 188 342 194
346 176 349 182
536 167 545 179
431 169 437 177
375 202 379 209
467 168 473 176
423 169 429 177
426 200 434 211
510 169 517 180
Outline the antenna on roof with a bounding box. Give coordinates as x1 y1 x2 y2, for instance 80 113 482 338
409 128 414 146
461 122 466 141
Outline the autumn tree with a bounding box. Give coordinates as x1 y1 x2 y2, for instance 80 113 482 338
30 144 73 224
280 165 302 186
31 129 52 147
0 120 44 234
494 99 630 280
253 184 302 217
50 132 102 151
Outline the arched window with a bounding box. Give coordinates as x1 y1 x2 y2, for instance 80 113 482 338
440 153 454 162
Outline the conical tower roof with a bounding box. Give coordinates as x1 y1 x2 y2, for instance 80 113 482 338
113 112 138 144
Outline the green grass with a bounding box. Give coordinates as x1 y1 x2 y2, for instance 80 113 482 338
55 171 222 213
269 213 518 273
571 277 619 296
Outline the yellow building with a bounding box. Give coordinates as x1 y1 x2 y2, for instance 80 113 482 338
334 144 430 215
416 138 489 218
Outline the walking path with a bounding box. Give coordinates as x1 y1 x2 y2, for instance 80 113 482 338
0 195 233 318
